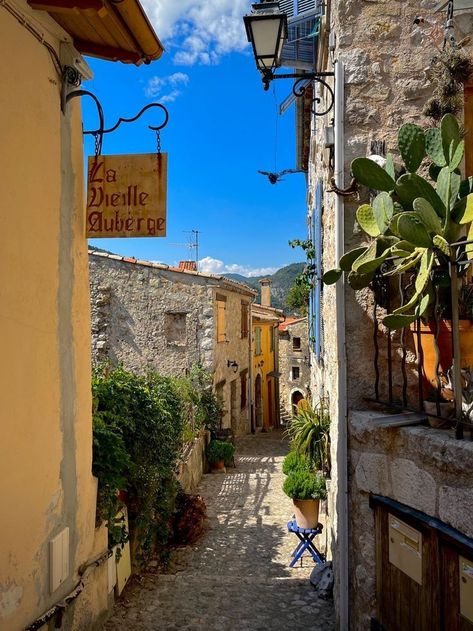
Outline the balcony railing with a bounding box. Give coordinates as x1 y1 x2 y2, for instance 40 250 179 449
368 240 473 440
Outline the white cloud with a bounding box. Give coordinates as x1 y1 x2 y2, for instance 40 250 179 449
199 256 278 278
144 72 189 100
141 0 250 65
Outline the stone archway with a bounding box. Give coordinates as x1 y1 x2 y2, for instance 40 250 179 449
291 390 305 413
255 374 263 428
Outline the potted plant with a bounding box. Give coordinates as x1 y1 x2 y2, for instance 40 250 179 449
283 470 327 529
323 113 473 392
282 450 313 475
206 439 235 472
284 399 331 475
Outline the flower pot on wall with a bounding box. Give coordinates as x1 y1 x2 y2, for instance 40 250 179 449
411 320 473 390
423 400 455 429
293 499 320 530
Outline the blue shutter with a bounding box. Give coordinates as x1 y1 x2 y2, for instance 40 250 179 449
280 0 323 70
312 180 323 362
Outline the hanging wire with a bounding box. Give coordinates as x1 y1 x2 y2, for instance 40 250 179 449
272 83 279 172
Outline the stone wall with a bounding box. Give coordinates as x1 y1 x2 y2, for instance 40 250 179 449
176 430 210 494
348 411 473 630
304 2 446 624
89 253 215 375
89 252 254 436
278 318 310 418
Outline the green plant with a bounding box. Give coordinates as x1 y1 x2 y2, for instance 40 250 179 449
206 439 235 464
286 274 310 315
285 399 331 474
283 470 327 501
424 46 473 122
174 365 224 442
323 114 473 330
282 450 313 475
92 364 185 567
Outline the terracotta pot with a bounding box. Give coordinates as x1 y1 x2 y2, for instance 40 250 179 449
211 460 225 471
423 400 454 429
293 499 320 529
411 320 473 390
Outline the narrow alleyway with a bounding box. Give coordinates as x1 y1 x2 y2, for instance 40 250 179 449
105 431 335 630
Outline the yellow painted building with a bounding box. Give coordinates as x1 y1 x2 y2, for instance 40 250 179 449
252 280 283 431
0 1 162 629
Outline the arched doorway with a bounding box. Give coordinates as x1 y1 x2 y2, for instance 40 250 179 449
291 390 305 413
255 374 263 428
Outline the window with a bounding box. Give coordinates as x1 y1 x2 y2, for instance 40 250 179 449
292 336 301 352
165 312 187 346
240 370 248 409
292 367 300 380
241 301 249 339
216 294 226 343
254 327 262 356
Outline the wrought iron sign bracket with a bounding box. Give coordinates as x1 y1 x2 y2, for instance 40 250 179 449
61 66 169 156
262 70 335 117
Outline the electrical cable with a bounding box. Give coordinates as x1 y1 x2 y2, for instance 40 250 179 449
0 0 62 76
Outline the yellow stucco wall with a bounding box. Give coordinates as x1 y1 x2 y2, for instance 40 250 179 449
0 4 108 629
252 319 278 430
213 287 253 435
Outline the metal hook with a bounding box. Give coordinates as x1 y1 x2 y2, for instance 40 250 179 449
292 76 335 117
65 89 105 155
83 102 169 136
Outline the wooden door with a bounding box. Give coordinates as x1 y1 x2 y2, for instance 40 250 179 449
371 496 473 631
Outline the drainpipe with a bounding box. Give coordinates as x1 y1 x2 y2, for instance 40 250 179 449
334 60 349 631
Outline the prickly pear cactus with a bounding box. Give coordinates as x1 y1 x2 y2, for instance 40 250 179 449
398 123 425 173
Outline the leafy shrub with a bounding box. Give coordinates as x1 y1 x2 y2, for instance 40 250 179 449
92 364 184 566
282 450 313 475
175 364 223 441
283 470 327 501
285 398 331 474
206 439 235 464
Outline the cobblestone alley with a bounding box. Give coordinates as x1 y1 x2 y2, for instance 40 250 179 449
105 431 335 630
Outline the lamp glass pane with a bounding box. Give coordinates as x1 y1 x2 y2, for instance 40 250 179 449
251 17 284 67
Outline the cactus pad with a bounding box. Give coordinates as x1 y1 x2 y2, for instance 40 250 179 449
398 123 425 173
351 157 395 192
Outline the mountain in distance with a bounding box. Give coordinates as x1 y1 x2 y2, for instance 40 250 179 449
224 262 305 313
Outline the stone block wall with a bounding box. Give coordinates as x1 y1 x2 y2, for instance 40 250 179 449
278 318 310 417
348 411 473 629
89 253 215 376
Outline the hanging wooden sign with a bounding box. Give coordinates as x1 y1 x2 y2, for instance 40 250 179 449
86 153 167 238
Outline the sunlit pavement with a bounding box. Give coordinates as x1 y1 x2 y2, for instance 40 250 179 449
104 430 335 630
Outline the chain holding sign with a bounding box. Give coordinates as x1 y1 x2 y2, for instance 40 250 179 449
63 87 169 239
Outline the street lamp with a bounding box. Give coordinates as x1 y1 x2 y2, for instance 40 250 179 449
243 0 335 116
243 1 288 79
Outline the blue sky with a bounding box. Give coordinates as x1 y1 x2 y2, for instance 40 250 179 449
84 1 307 276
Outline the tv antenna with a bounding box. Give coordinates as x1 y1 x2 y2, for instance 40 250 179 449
170 229 200 270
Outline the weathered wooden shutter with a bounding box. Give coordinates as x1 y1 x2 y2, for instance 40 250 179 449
255 327 262 355
217 300 226 342
280 0 322 70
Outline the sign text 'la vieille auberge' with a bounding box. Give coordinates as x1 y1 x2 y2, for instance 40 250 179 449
86 153 167 238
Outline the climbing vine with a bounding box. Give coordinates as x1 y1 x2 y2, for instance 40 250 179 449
288 238 315 316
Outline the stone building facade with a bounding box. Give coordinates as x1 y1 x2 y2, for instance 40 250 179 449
278 317 310 420
271 0 473 628
89 251 255 435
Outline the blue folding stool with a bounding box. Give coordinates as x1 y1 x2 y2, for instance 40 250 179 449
287 519 324 567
